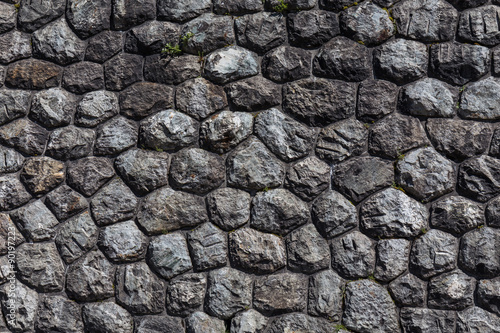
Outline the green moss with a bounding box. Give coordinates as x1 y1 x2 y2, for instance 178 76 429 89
273 0 289 13
180 32 194 46
391 182 405 193
161 43 182 56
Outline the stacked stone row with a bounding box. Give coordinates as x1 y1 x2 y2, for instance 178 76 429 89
0 0 500 332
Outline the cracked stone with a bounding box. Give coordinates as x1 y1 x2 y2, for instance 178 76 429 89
62 61 104 94
200 111 253 154
457 306 500 333
36 296 84 333
400 308 455 333
30 87 75 129
181 13 235 55
46 126 94 160
20 157 64 195
203 46 259 84
11 200 59 241
459 227 500 278
312 190 358 239
104 53 143 91
262 46 311 83
17 0 65 32
186 312 225 333
356 79 398 122
388 274 426 307
187 223 227 271
231 309 268 333
99 220 147 263
0 176 31 210
147 233 193 280
0 30 32 64
144 54 201 85
458 155 500 202
76 90 119 128
82 302 133 333
175 78 227 120
288 10 340 48
66 157 115 197
0 280 38 333
85 31 123 63
157 0 211 22
0 89 31 125
0 145 24 173
460 77 500 120
400 78 456 117
431 196 483 236
330 231 376 279
226 75 280 112
5 59 62 90
458 5 500 46
207 188 251 231
111 0 155 30
308 270 344 320
66 0 111 39
0 118 48 155
375 238 411 282
166 273 206 316
285 156 330 201
286 224 330 274
428 270 475 310
94 116 138 155
235 12 286 55
124 21 179 55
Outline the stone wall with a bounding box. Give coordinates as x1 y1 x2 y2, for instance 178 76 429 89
0 0 500 332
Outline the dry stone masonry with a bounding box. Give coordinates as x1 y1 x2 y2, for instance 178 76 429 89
0 0 499 332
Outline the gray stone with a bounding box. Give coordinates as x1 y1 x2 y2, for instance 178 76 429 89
0 30 32 64
229 227 286 274
67 157 115 197
17 0 65 32
458 155 500 202
186 312 225 333
270 314 335 333
0 146 24 173
495 49 500 77
448 0 487 8
357 79 398 122
36 296 84 333
200 111 253 153
283 78 356 126
255 108 315 162
76 90 119 128
85 31 123 63
46 126 94 160
489 128 500 159
62 61 104 94
400 78 455 117
430 42 490 85
104 53 143 91
206 267 252 319
90 178 138 226
0 118 49 155
477 278 500 316
431 196 483 236
0 214 23 255
166 273 206 316
287 224 330 273
227 137 285 190
313 36 370 81
125 21 179 55
157 0 211 22
388 274 426 307
458 6 500 46
137 187 207 235
427 118 492 161
120 82 173 120
308 270 344 320
55 211 99 264
288 10 339 48
375 238 411 282
16 242 64 292
400 308 455 333
457 306 500 333
82 302 133 333
460 77 500 120
0 2 15 34
262 46 311 83
66 249 115 301
181 13 235 55
0 89 31 125
187 223 227 271
340 1 395 45
428 270 474 310
175 78 226 120
459 227 500 278
0 176 31 210
214 0 263 14
11 200 59 241
207 188 251 231
147 233 193 280
5 59 62 90
254 273 308 315
139 109 199 152
30 87 75 129
99 220 147 263
410 229 458 279
134 315 184 333
0 280 38 333
116 262 165 315
267 0 316 10
369 113 428 158
94 117 137 155
112 0 155 30
487 196 500 227
144 54 201 85
343 279 400 333
20 157 64 195
319 0 363 11
330 231 376 279
235 12 286 55
226 75 280 111
285 156 329 201
204 46 259 84
231 309 268 333
312 190 358 239
67 0 111 38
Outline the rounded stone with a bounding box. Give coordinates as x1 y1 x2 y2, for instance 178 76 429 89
428 270 475 310
330 231 376 279
119 82 174 119
20 156 65 195
82 303 133 333
459 227 500 278
400 78 456 118
30 87 75 129
94 116 138 156
147 233 193 280
431 196 484 236
206 187 251 231
286 224 330 274
203 46 259 84
288 10 340 48
312 190 358 239
98 220 148 263
285 156 330 201
175 78 227 120
166 273 206 316
261 46 311 83
75 90 119 128
235 12 286 54
458 155 500 202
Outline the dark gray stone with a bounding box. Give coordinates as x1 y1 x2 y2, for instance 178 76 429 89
46 126 95 160
176 78 226 120
112 0 155 30
459 227 500 278
448 0 487 8
147 233 193 280
288 10 339 48
494 49 500 76
330 231 376 279
5 59 62 90
120 82 173 120
157 0 211 22
85 31 123 63
388 274 426 307
104 53 143 91
312 190 357 239
458 155 500 202
489 128 500 159
235 12 286 55
200 111 253 153
0 89 31 125
214 0 263 14
62 61 104 94
0 2 15 34
99 220 147 263
477 278 500 316
0 280 38 333
0 146 24 173
125 21 179 55
82 303 133 333
207 188 251 231
428 270 475 310
0 176 31 210
94 116 138 155
187 223 227 271
286 224 330 274
186 312 225 333
460 77 500 120
375 238 411 282
319 0 362 11
67 0 111 38
431 196 483 236
76 90 119 128
166 273 206 316
400 78 456 117
20 156 65 195
400 308 455 333
30 87 75 129
226 75 280 111
11 200 59 241
144 54 201 85
356 79 398 122
308 270 344 320
267 313 334 333
457 306 500 333
17 0 65 32
231 309 268 333
66 156 115 196
487 196 500 227
262 46 311 83
134 315 184 333
0 30 32 64
36 296 84 333
0 214 23 255
285 156 330 201
458 6 500 46
203 46 259 84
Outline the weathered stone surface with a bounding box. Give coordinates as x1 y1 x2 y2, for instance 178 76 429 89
431 196 483 236
313 37 370 81
375 238 411 282
67 157 115 197
428 270 475 310
157 0 211 22
0 214 23 254
287 224 330 273
181 14 235 55
489 128 500 159
0 280 38 333
85 31 123 63
229 227 286 274
0 118 49 155
388 274 426 307
203 46 259 84
477 278 500 316
17 0 65 32
400 78 455 117
134 315 184 333
16 242 65 292
0 2 15 34
427 118 492 161
82 302 133 333
46 126 94 160
11 200 59 241
137 187 207 235
312 190 357 238
448 0 487 8
139 109 199 151
104 53 143 91
5 59 62 90
144 54 201 85
200 111 253 153
460 77 500 120
30 87 75 129
458 5 500 46
308 270 344 320
55 211 98 264
262 46 311 83
459 227 500 278
0 176 31 210
430 42 490 85
400 308 455 333
207 188 251 231
410 229 458 279
253 273 308 315
231 309 268 333
0 89 31 125
99 220 147 263
343 279 400 333
0 30 32 64
124 21 179 55
285 156 329 201
356 79 398 122
112 0 155 30
36 296 84 333
0 146 24 173
67 0 111 39
147 233 193 280
330 231 375 279
458 155 500 202
20 157 64 195
457 306 500 333
91 178 138 226
283 78 356 126
94 117 137 155
186 312 225 333
214 0 263 14
176 78 226 120
187 223 227 271
227 74 280 112
76 90 119 128
235 12 286 54
288 10 339 48
166 273 206 316
66 249 115 301
116 262 165 315
271 314 336 333
62 61 104 94
120 82 173 120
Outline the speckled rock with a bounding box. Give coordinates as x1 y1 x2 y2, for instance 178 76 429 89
231 309 268 333
0 3 16 34
0 280 39 333
0 89 31 125
66 157 115 197
99 220 147 263
46 126 94 160
0 30 32 64
20 156 64 195
187 223 227 271
312 190 358 238
111 0 155 30
157 0 211 22
266 313 333 333
356 79 398 122
288 10 339 48
262 46 311 83
200 111 253 153
36 296 84 333
286 224 330 273
330 231 375 279
459 227 500 278
477 278 500 316
133 315 184 333
147 233 193 280
0 214 23 254
175 78 226 120
226 76 280 111
203 46 259 84
0 176 31 210
124 21 179 55
375 238 411 282
30 87 75 129
186 312 225 333
0 146 24 174
166 273 206 316
75 90 119 128
400 78 456 117
5 59 62 90
235 12 286 54
460 77 500 120
308 270 344 320
213 0 263 14
457 306 500 333
428 270 475 310
388 274 426 307
67 0 111 39
62 61 105 94
10 200 59 241
207 187 251 231
17 0 65 32
431 196 483 236
94 117 138 155
82 302 133 333
55 211 98 264
458 155 500 202
285 156 330 201
486 196 500 227
400 308 455 333
458 5 500 46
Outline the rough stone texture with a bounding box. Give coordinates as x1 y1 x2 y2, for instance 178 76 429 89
312 190 358 238
181 14 235 55
0 176 31 210
235 12 286 55
0 30 32 64
0 145 24 174
187 223 227 271
200 111 253 153
144 54 201 85
487 196 500 228
176 78 226 120
0 3 16 35
85 31 123 63
55 211 98 264
203 46 259 84
477 278 500 316
82 302 133 333
308 270 344 320
17 0 65 33
20 156 65 195
389 274 426 307
262 46 311 83
213 0 263 14
375 238 411 282
400 78 456 117
30 87 75 129
431 196 483 236
134 315 184 333
157 0 211 21
99 220 147 263
76 90 119 127
330 231 375 279
458 5 500 46
186 312 225 333
458 155 500 202
207 187 251 231
62 61 104 94
400 308 456 333
231 309 268 333
428 269 475 310
286 224 330 273
66 157 115 197
459 227 500 278
94 116 138 155
267 313 334 333
104 53 143 91
166 273 206 316
125 21 178 55
0 213 23 254
288 10 339 48
36 296 84 333
5 59 62 90
457 306 500 333
356 79 398 122
285 156 329 201
147 233 193 280
226 76 281 111
112 0 155 30
0 89 31 126
11 200 59 241
120 82 173 120
0 280 39 333
67 0 111 39
460 77 500 120
46 126 94 160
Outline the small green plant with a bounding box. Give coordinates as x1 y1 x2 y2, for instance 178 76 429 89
421 227 428 234
273 0 289 13
14 3 20 10
262 186 270 192
161 43 182 56
334 324 348 332
397 152 405 161
459 85 466 92
391 182 405 192
367 274 376 282
180 32 194 46
154 146 164 152
478 225 484 229
198 51 204 63
343 2 358 10
456 101 460 109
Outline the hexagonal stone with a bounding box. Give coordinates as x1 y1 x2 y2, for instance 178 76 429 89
186 312 225 333
458 5 500 46
119 83 173 120
283 78 356 126
5 59 62 90
157 0 210 21
139 109 199 152
253 273 308 315
459 227 500 278
134 315 184 333
61 61 104 94
17 0 65 33
95 117 137 155
82 303 133 333
166 273 206 316
400 308 455 333
227 137 285 190
428 270 475 310
266 313 333 333
10 200 59 241
288 10 339 48
460 77 500 120
0 213 23 254
410 229 458 279
315 118 367 164
124 21 178 55
400 78 455 117
46 126 94 160
430 42 490 85
187 223 227 271
19 157 63 196
207 188 250 231
0 2 16 34
312 190 358 239
427 118 492 161
200 111 253 153
137 187 207 235
285 156 329 201
373 238 410 282
332 156 393 203
261 46 311 83
431 196 483 236
30 87 75 129
313 37 370 81
356 79 397 122
116 262 165 315
227 75 280 112
67 157 115 197
66 249 115 301
0 89 31 125
388 274 426 307
104 53 143 91
229 227 286 274
36 296 84 333
286 224 330 274
457 306 500 333
99 220 147 263
204 46 259 84
16 242 65 292
340 1 395 45
458 155 500 202
55 211 98 264
76 90 119 128
175 78 226 120
213 0 263 14
0 176 31 210
0 145 24 174
477 278 500 316
144 54 201 85
85 30 123 63
308 270 344 320
66 0 111 39
148 233 192 280
0 280 38 333
330 231 375 279
231 309 268 333
235 12 286 55
111 0 155 30
368 113 428 158
0 30 32 64
206 267 253 319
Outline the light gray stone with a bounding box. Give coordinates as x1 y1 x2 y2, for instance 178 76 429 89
286 224 330 274
308 270 344 321
388 274 426 307
0 118 48 155
330 231 376 279
166 273 206 316
46 126 94 160
457 306 500 333
0 280 38 333
76 90 119 128
431 196 483 236
0 89 31 126
157 0 211 21
0 30 32 64
207 188 251 231
400 78 455 117
176 78 227 120
147 233 193 280
400 308 455 333
67 0 111 38
266 313 334 333
0 2 16 34
459 227 500 278
134 315 184 333
200 111 253 153
428 270 475 310
285 156 330 201
186 312 225 333
187 223 227 271
0 214 23 255
312 190 358 239
375 238 411 282
94 116 138 155
0 146 24 174
99 220 147 263
231 309 268 333
0 176 31 210
11 200 59 242
36 296 84 333
30 87 75 129
203 46 259 84
458 5 500 46
460 77 500 120
82 302 133 333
